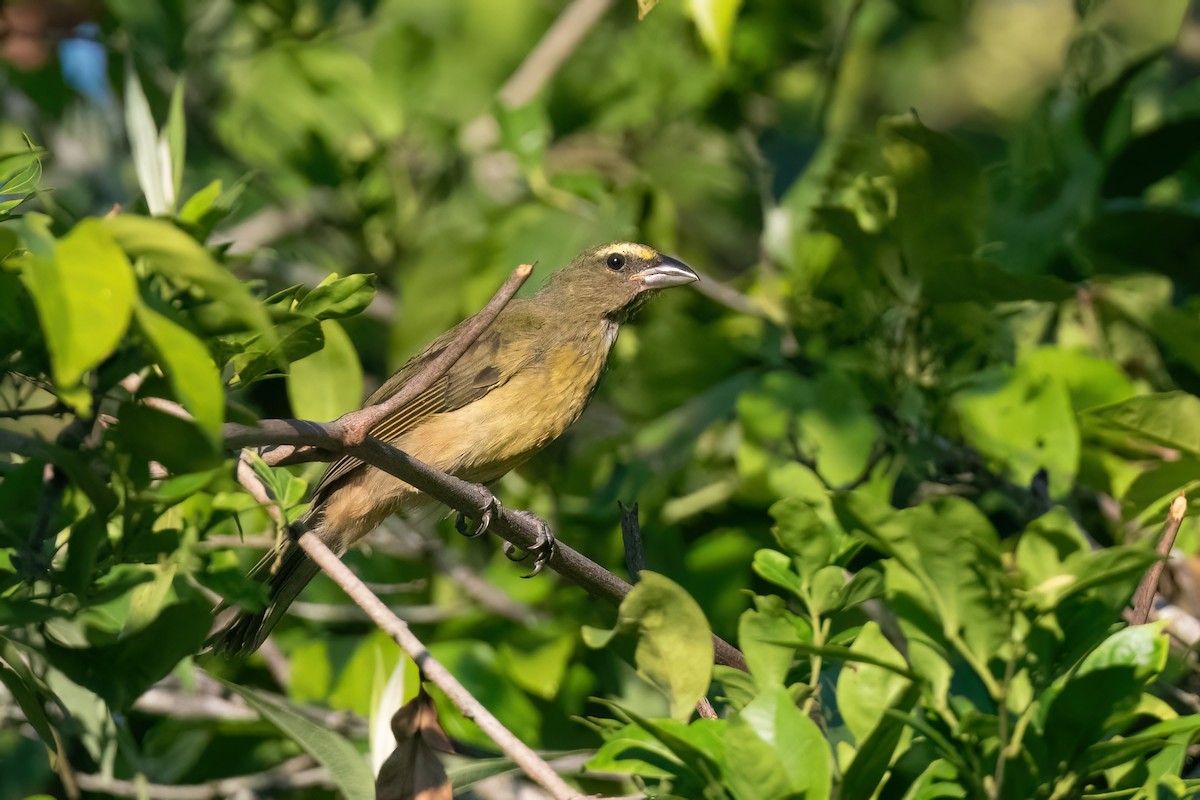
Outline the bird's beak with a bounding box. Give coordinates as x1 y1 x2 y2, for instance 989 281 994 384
634 255 699 290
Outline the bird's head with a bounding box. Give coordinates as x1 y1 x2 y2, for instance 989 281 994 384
537 242 699 323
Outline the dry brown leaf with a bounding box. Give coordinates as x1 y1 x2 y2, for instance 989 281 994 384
376 688 455 800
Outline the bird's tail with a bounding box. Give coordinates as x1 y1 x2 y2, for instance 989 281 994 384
207 523 320 658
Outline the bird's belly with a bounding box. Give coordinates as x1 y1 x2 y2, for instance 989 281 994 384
398 346 604 482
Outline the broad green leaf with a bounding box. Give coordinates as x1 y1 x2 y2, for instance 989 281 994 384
769 497 835 580
222 679 375 800
586 572 713 722
287 319 362 421
105 214 272 336
836 622 912 743
738 606 796 687
1086 392 1200 456
122 562 178 635
687 0 744 66
42 600 210 710
953 363 1079 497
725 685 830 800
134 301 225 440
18 217 136 396
1078 624 1168 685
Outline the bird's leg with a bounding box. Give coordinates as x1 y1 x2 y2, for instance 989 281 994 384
455 496 501 539
500 510 557 577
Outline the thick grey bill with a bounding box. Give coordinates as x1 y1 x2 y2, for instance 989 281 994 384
636 255 700 289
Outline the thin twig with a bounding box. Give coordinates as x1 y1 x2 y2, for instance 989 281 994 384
618 501 645 582
73 756 331 800
0 402 68 418
294 530 585 800
1131 494 1189 624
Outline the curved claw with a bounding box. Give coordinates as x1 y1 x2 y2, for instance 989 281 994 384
456 497 501 539
507 511 556 578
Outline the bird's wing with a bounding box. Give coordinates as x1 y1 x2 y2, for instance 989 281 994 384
308 311 535 503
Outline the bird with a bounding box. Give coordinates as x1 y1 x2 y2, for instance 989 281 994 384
211 242 698 656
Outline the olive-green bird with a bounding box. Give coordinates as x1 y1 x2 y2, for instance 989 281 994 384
213 243 698 655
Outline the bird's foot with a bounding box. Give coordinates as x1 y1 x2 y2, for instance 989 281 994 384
500 511 557 577
455 497 501 539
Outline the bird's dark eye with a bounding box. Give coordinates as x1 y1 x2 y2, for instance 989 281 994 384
606 253 625 270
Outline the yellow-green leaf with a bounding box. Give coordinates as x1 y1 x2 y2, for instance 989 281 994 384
134 301 225 440
287 319 363 421
19 217 136 396
687 0 744 66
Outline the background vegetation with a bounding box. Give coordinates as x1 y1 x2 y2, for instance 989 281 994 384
3 0 1200 797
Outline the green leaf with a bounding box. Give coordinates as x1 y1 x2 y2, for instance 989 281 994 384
1086 392 1200 455
178 179 222 224
18 216 136 395
105 214 272 336
297 273 378 320
953 362 1079 497
287 319 362 421
1078 624 1168 686
586 572 713 722
115 403 221 473
134 301 225 441
752 548 804 598
122 562 178 635
841 683 923 799
738 606 796 687
0 143 43 216
687 0 744 66
221 679 375 800
836 622 912 743
725 685 830 800
229 316 323 385
0 652 58 753
42 600 210 710
769 497 835 580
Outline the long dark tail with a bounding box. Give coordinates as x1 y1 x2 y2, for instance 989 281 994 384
208 526 320 657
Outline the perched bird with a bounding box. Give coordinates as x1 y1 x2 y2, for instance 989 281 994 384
213 242 698 655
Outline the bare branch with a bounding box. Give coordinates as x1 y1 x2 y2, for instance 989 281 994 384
73 756 331 800
0 402 68 419
294 530 585 800
1131 494 1189 625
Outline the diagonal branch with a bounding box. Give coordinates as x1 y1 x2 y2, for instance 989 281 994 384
295 529 584 800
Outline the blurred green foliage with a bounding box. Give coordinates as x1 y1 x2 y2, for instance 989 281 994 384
3 0 1200 797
